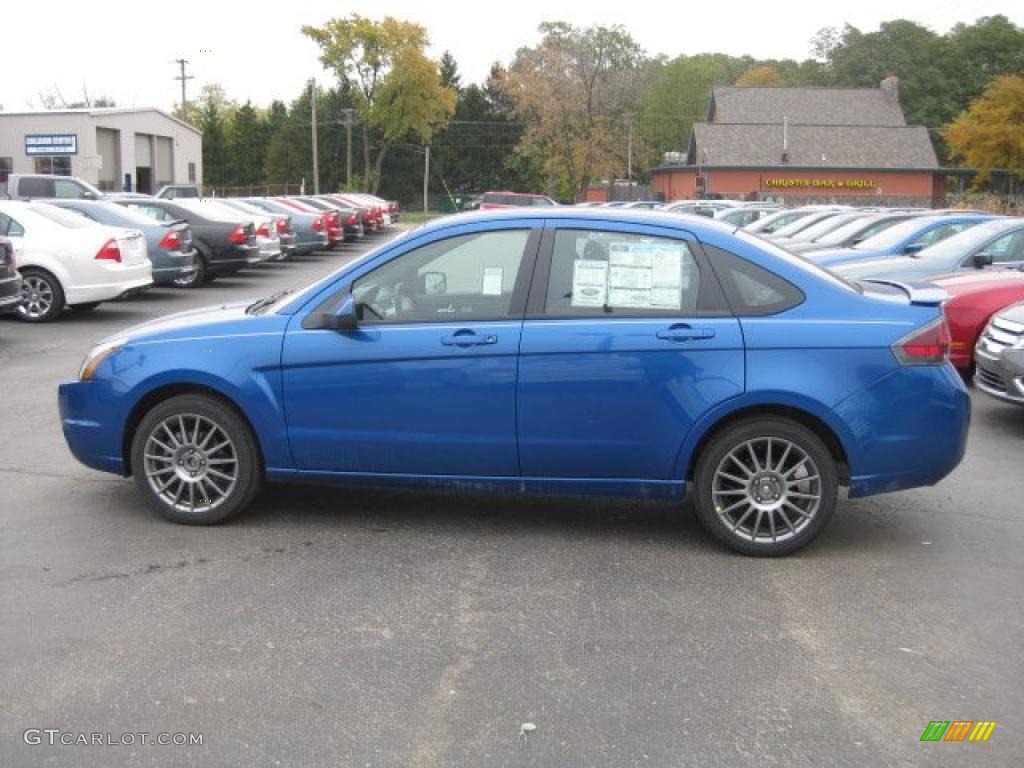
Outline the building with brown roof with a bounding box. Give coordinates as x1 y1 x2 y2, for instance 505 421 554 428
651 77 949 206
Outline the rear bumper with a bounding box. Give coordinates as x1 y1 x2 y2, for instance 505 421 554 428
834 363 970 497
0 274 20 312
65 262 153 304
150 248 197 285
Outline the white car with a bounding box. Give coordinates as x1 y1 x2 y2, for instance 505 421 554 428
0 201 152 322
173 200 280 263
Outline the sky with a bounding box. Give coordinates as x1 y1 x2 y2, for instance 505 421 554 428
0 0 1020 113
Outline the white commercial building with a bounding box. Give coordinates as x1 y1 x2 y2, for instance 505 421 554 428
0 107 202 194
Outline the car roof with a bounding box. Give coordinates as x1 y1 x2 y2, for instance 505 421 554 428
413 206 739 236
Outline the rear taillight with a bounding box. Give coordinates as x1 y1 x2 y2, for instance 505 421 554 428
229 225 247 244
275 219 289 234
158 229 181 250
95 238 122 262
312 216 324 231
347 213 357 225
892 317 951 366
328 212 340 227
256 222 270 237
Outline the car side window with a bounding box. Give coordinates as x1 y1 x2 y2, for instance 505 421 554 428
911 223 967 248
129 204 169 222
0 213 24 237
703 244 804 316
53 179 87 199
978 231 1024 264
543 229 701 317
351 229 532 324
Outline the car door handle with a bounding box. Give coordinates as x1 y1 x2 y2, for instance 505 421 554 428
656 324 715 342
441 331 498 347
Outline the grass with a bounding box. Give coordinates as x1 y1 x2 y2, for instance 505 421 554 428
399 211 448 225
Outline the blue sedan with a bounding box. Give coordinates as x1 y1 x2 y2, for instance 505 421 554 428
810 214 996 267
58 209 970 556
832 218 1024 283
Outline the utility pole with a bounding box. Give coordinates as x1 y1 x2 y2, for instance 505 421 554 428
423 146 430 217
340 109 355 189
174 59 194 121
309 79 319 195
626 113 634 200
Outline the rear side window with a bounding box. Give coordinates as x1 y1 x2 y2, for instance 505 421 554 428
18 177 54 198
704 244 804 316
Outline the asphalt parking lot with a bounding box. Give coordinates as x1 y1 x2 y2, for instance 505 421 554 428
1 229 1021 767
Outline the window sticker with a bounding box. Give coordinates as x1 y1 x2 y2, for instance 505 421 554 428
605 242 688 309
571 259 609 307
482 266 504 296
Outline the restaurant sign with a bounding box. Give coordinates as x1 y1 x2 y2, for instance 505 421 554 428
765 178 876 190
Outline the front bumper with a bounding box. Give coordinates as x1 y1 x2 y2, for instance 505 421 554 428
974 347 1024 405
58 380 127 475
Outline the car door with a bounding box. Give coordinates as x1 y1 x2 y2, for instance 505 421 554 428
516 222 744 486
962 228 1024 271
282 225 540 477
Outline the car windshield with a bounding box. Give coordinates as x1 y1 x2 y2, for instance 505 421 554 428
795 213 866 242
28 203 96 229
915 219 1019 261
95 202 161 227
852 217 945 250
771 212 836 238
814 215 893 246
175 199 248 223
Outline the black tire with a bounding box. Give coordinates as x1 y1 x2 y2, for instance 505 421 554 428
130 394 263 525
172 252 207 288
16 268 65 323
71 302 102 311
692 417 838 557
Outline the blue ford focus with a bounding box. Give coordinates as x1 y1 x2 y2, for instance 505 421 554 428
58 209 970 556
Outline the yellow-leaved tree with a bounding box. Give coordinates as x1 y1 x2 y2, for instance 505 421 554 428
942 75 1024 187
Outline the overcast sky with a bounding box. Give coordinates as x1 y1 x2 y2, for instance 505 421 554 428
1 0 1019 113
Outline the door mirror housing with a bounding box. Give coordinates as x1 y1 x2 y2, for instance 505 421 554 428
903 243 924 255
972 251 994 269
304 293 358 331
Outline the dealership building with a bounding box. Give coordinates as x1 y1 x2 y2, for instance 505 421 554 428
0 107 201 194
651 78 951 206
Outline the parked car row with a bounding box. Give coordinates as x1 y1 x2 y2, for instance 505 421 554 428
0 180 398 322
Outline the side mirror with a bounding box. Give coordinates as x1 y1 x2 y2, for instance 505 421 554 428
304 293 358 331
903 243 924 255
972 251 994 269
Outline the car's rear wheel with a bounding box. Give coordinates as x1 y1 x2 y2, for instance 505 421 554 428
130 394 262 525
172 254 206 288
693 417 838 557
16 268 65 322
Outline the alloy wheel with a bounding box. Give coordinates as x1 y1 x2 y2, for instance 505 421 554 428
143 413 238 514
711 437 822 545
19 275 54 320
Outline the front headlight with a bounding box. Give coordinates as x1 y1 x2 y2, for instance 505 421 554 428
79 341 123 381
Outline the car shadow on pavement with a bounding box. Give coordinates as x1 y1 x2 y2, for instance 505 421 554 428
972 401 1024 439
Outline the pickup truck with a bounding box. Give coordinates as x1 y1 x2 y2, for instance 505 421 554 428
4 174 104 201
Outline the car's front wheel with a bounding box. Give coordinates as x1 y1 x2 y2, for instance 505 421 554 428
130 394 263 524
693 417 838 556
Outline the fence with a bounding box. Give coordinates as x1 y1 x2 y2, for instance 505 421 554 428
202 183 305 198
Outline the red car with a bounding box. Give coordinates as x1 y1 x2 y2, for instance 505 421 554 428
932 269 1024 370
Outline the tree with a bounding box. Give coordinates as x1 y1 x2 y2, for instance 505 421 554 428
230 101 268 186
504 22 646 200
736 65 783 87
947 16 1024 117
197 90 232 187
302 15 456 193
439 50 461 91
942 75 1024 186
